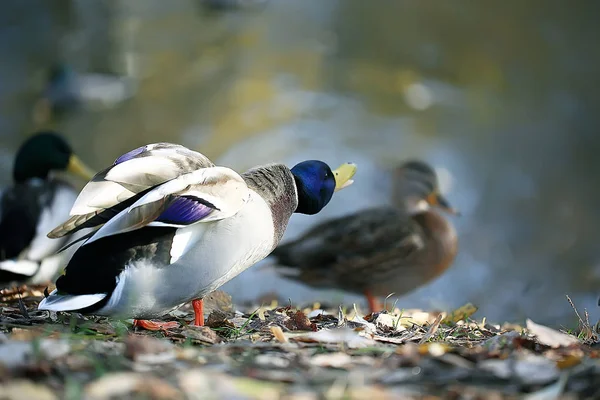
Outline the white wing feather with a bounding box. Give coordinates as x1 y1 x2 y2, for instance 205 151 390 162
69 144 214 216
82 166 250 245
71 157 185 215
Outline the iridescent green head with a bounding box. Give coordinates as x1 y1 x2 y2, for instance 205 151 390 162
13 131 94 183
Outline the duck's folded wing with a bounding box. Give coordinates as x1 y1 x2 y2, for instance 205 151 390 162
48 143 214 238
274 208 425 279
78 166 251 246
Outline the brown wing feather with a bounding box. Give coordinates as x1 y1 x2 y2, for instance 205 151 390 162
47 211 99 238
272 207 426 292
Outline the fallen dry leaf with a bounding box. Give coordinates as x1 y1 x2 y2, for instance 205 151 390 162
135 377 183 400
85 373 183 400
396 309 441 327
124 334 175 364
418 342 451 357
179 326 222 344
205 310 235 330
555 353 582 369
0 380 57 400
441 303 478 324
9 327 44 341
294 328 376 348
270 326 288 343
526 319 580 348
310 352 353 368
1 283 598 399
285 310 316 331
373 313 406 333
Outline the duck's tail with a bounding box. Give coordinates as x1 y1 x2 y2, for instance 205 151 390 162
37 289 107 312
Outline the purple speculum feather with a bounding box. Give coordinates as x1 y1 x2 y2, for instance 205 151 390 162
114 145 147 165
157 196 214 225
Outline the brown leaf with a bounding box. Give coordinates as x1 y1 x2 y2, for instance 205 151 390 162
418 342 451 356
555 353 582 369
179 326 222 344
284 310 316 331
441 303 478 324
124 335 175 364
205 310 235 330
526 319 580 348
134 377 183 400
9 327 44 341
203 290 233 313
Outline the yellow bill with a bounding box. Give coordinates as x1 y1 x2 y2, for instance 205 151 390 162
67 154 96 181
333 162 357 192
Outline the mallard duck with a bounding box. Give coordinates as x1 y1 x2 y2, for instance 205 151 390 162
38 143 357 330
271 160 459 313
0 132 95 286
32 64 138 125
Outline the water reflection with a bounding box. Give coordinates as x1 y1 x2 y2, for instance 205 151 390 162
1 0 599 325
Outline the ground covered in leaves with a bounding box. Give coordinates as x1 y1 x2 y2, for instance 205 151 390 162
1 286 599 400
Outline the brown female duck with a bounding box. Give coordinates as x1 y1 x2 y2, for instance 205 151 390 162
271 160 459 313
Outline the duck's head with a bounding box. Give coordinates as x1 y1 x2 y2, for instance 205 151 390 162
48 64 72 85
291 160 357 215
393 160 460 216
13 131 95 183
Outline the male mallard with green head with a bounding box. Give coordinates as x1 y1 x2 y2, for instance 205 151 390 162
0 132 95 286
271 160 459 313
38 143 357 330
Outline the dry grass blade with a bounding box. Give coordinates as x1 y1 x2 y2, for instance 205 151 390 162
17 295 30 320
419 313 443 344
565 295 598 343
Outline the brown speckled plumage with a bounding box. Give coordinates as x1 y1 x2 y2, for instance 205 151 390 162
272 160 459 311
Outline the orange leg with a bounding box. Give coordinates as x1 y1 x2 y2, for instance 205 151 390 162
133 319 179 331
192 298 204 326
364 291 382 314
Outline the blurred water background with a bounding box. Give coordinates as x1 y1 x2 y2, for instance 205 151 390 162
1 0 599 326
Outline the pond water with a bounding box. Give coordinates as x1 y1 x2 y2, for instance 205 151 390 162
1 0 599 325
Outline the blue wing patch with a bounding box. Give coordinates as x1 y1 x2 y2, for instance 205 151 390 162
157 196 216 225
114 145 147 165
